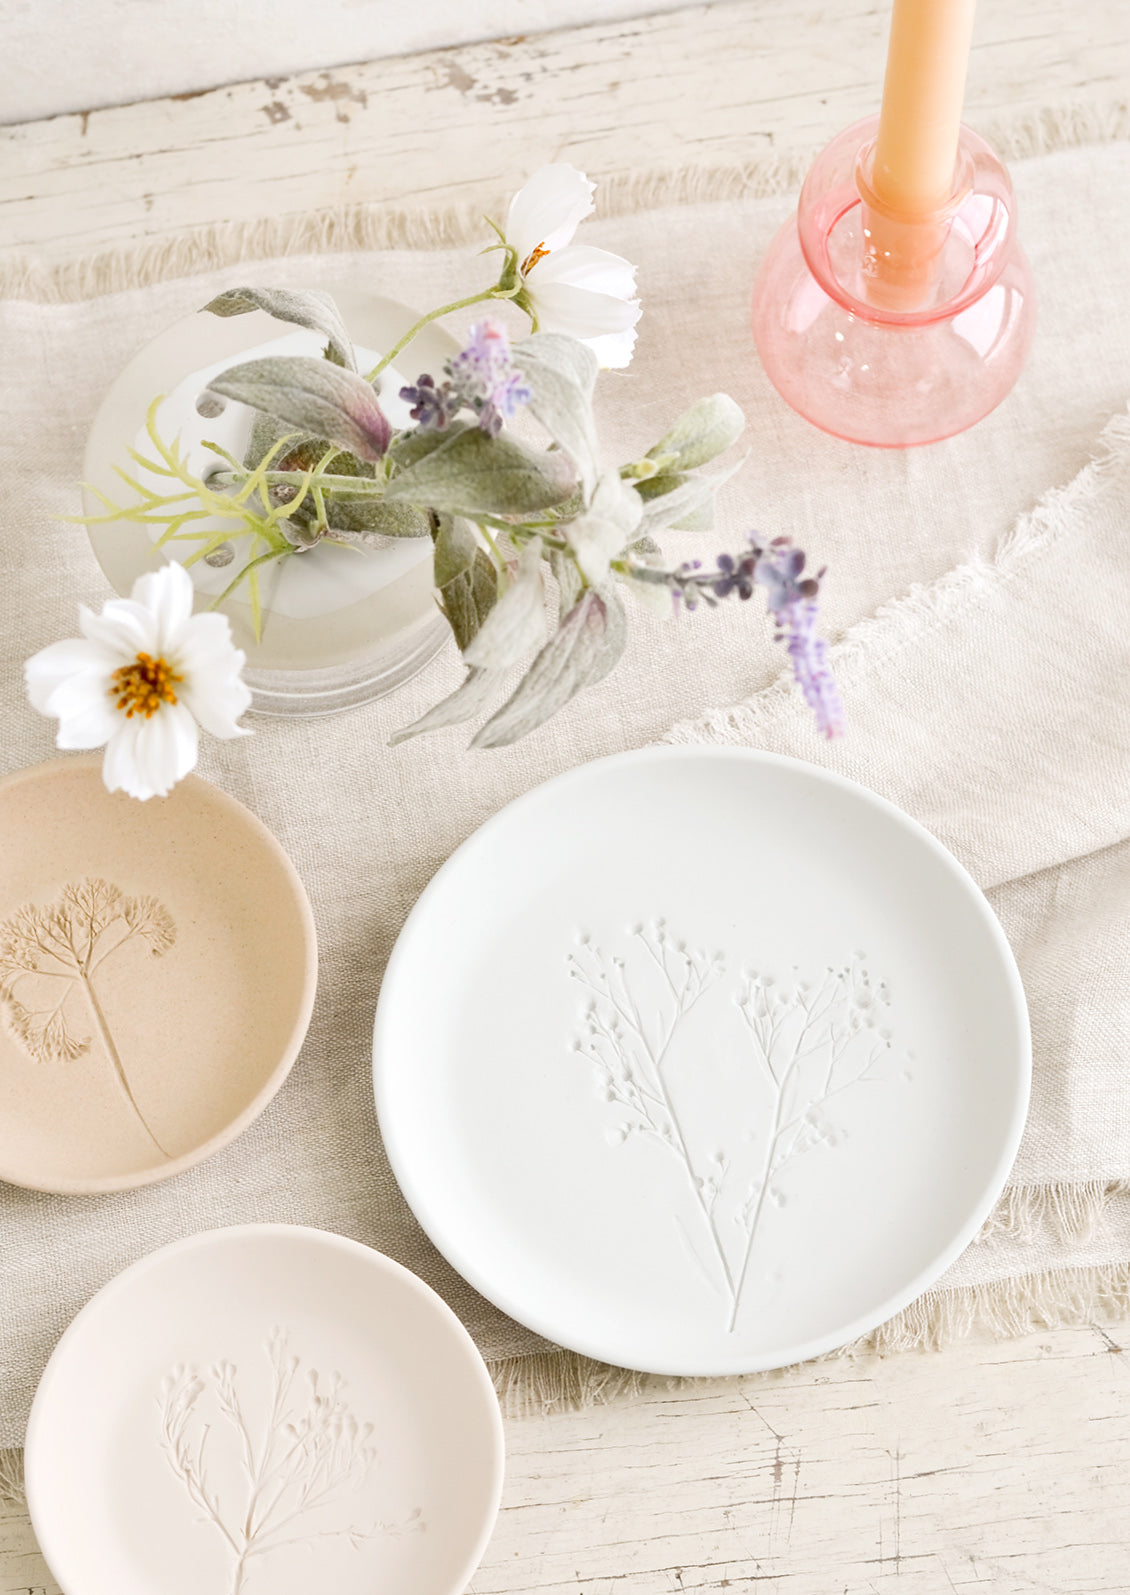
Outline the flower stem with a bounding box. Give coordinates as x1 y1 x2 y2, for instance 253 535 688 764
211 548 293 615
211 471 387 497
364 285 519 383
475 521 508 572
727 1101 783 1334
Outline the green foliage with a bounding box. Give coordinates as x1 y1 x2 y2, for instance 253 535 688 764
202 287 357 371
385 426 577 517
89 284 752 744
438 548 499 654
645 393 745 472
78 398 312 638
206 356 391 462
472 587 627 748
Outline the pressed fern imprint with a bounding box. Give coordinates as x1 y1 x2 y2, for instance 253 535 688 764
159 1330 422 1595
568 921 895 1330
0 877 175 1156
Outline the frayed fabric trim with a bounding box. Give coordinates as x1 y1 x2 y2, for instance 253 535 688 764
485 1255 1130 1421
1 97 1127 304
975 1178 1130 1247
661 401 1130 879
0 1448 23 1507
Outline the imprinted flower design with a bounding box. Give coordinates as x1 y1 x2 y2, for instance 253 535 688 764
505 165 641 368
569 926 893 1331
159 1330 422 1595
25 561 251 800
0 878 176 1156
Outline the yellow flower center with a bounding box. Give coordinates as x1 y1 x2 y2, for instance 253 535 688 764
110 652 183 719
520 241 550 275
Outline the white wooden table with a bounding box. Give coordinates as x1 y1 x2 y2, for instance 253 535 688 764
3 4 1130 1591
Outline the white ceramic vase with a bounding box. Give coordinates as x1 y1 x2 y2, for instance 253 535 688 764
83 289 453 715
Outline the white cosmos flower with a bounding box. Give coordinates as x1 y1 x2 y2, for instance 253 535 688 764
507 164 641 368
25 562 251 801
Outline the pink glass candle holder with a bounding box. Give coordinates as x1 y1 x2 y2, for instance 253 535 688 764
752 116 1036 447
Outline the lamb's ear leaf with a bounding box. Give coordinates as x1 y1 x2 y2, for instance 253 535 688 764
645 392 745 470
432 514 476 588
389 668 499 744
206 357 391 462
636 456 745 535
472 587 626 748
201 287 357 372
462 539 545 671
387 422 471 472
326 501 433 539
384 427 577 516
513 333 599 497
438 548 499 653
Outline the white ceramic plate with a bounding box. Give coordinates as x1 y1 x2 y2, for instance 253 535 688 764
25 1226 504 1595
373 747 1030 1376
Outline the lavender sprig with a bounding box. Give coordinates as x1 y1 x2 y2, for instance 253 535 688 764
398 371 460 431
633 535 843 738
400 319 532 437
757 543 844 739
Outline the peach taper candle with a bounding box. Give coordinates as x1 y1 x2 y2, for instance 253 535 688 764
860 0 978 310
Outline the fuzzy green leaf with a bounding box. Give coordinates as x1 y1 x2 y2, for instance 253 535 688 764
637 455 744 536
669 500 715 533
646 393 745 471
634 471 688 501
202 287 357 371
388 423 471 472
637 474 714 534
513 333 599 495
389 667 499 744
463 539 545 671
472 587 626 748
207 356 391 462
327 500 432 538
432 515 477 588
550 548 585 615
439 547 499 652
385 427 576 516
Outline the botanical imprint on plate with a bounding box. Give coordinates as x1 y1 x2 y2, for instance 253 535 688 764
159 1329 423 1595
568 920 895 1329
0 877 176 1156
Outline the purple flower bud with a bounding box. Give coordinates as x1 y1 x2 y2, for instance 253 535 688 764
446 319 532 435
399 373 459 430
752 542 843 737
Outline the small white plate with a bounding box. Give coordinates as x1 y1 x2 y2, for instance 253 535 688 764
25 1226 504 1595
373 747 1030 1376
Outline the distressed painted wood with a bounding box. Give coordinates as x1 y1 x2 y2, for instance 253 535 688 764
2 0 1129 269
3 1317 1130 1593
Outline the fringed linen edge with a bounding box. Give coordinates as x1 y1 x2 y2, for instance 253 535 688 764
1 96 1127 304
484 1253 1130 1426
0 1447 23 1507
661 404 1130 797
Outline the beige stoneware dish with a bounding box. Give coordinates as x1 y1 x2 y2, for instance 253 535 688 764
0 758 317 1193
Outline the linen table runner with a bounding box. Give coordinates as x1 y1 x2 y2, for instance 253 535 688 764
1 122 1129 1465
